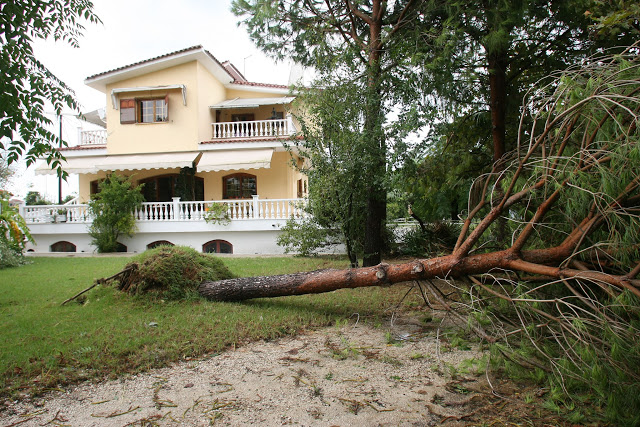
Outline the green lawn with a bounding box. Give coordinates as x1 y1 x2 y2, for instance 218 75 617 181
0 256 409 398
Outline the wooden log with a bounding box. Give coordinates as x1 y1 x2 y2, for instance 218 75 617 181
199 249 640 301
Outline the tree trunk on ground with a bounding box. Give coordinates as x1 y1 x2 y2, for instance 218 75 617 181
199 247 640 301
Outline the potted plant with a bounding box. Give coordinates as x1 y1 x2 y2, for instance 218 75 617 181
55 208 67 223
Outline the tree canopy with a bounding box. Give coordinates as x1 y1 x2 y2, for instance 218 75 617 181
0 0 100 176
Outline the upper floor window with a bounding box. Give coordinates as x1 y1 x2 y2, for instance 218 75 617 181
223 173 257 199
120 96 169 124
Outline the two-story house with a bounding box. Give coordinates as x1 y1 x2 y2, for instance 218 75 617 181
25 45 308 254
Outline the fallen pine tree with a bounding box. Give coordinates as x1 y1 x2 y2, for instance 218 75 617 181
201 48 640 304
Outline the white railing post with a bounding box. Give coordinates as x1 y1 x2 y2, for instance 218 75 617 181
172 197 180 220
252 195 260 219
286 113 294 135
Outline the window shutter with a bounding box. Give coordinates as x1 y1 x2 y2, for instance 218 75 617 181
164 94 169 121
120 98 136 124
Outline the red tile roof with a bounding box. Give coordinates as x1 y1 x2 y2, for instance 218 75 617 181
200 135 303 144
85 45 223 81
85 45 289 89
59 145 106 151
229 80 289 89
221 61 247 82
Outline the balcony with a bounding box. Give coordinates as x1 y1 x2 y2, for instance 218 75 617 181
78 129 107 146
212 117 295 140
21 196 306 225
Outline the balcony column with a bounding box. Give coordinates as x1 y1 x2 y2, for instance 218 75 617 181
286 113 295 135
16 200 25 218
172 197 181 220
252 195 260 219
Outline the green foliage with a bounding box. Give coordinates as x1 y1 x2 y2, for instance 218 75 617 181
0 194 33 269
395 221 460 257
283 80 373 265
203 202 231 225
88 174 144 253
24 191 52 205
587 0 640 41
120 246 235 300
0 0 100 174
446 51 640 425
401 0 610 223
277 217 343 257
0 239 26 269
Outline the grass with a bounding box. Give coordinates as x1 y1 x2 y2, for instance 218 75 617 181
0 255 406 399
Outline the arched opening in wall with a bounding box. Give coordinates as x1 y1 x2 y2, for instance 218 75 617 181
50 241 76 252
147 240 174 250
203 240 233 254
115 242 127 252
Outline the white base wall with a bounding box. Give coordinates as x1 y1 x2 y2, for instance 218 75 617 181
25 220 291 254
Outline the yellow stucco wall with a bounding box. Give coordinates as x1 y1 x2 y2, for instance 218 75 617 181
76 151 306 202
201 151 304 200
196 62 227 142
105 61 228 154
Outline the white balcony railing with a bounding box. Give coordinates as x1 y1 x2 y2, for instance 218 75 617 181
212 116 295 139
22 196 306 224
79 129 107 146
22 204 91 224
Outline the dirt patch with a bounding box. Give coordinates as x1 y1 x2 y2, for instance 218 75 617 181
1 316 568 426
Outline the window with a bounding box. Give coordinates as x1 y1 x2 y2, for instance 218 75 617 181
223 173 257 199
203 240 233 254
51 241 76 252
120 96 169 124
147 240 174 249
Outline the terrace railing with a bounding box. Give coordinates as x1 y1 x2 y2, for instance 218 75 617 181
212 116 295 139
22 196 307 224
78 129 107 146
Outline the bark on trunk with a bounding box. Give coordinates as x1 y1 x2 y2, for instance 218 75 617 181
362 2 386 267
488 50 507 165
199 248 640 301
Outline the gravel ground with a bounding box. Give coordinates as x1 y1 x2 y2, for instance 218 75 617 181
1 316 494 426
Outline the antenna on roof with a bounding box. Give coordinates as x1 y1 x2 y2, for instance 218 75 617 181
243 55 252 79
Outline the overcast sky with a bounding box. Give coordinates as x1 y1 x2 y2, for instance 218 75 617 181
11 0 291 200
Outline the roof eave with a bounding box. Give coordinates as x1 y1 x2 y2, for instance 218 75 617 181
84 47 234 93
224 83 291 95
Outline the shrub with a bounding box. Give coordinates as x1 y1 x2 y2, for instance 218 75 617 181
0 193 33 268
396 221 460 257
0 239 27 269
88 174 144 253
117 245 235 300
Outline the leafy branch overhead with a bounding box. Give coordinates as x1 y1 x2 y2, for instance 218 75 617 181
0 1 100 175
